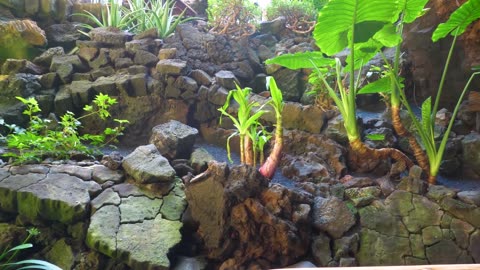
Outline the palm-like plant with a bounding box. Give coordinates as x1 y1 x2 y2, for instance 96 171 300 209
268 0 413 172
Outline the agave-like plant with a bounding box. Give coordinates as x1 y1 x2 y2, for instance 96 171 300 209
268 0 413 172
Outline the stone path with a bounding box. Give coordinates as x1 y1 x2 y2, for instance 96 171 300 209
0 162 186 270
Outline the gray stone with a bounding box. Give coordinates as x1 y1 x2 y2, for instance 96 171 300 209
425 240 462 264
334 234 359 260
92 165 124 184
17 173 100 223
90 188 121 213
1 59 44 75
86 205 120 257
45 238 75 270
150 120 199 160
207 85 229 106
33 46 65 67
68 80 95 109
120 196 163 223
422 226 443 245
129 74 148 96
450 218 474 249
89 49 112 70
360 200 409 237
427 185 457 202
214 70 239 89
470 229 480 263
89 27 133 47
50 164 92 180
115 57 133 69
91 76 120 96
312 232 333 266
134 50 158 66
123 144 176 184
0 73 41 97
0 173 45 212
440 197 480 227
402 194 443 233
357 228 411 265
325 114 349 144
54 86 73 115
272 68 302 101
191 69 213 86
39 72 60 88
45 23 83 51
461 132 480 176
160 192 187 221
339 257 357 267
156 59 188 76
116 215 182 270
457 190 480 206
312 196 355 239
50 55 84 72
345 186 381 207
175 76 198 92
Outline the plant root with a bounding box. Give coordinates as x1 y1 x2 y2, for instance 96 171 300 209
391 106 430 177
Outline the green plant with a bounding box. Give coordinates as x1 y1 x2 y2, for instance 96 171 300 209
267 0 414 172
207 0 261 36
74 0 135 33
386 0 480 183
219 84 267 165
1 93 129 164
0 228 62 270
258 76 284 179
266 0 317 33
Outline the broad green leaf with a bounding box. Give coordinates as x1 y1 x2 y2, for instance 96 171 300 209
432 0 480 41
266 52 335 70
398 0 430 23
365 133 386 141
357 76 392 94
373 24 402 47
421 96 432 137
345 39 382 70
314 0 401 55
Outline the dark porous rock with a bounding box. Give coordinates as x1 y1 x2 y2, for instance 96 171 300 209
101 151 123 170
341 176 375 188
33 47 65 67
345 186 381 207
54 86 74 116
362 198 409 237
126 39 158 54
156 59 188 76
259 16 287 37
175 76 198 92
271 68 302 101
1 59 45 75
312 196 355 239
397 175 427 195
50 55 85 73
91 75 120 96
129 74 148 96
191 69 213 86
461 132 480 177
68 80 94 109
91 66 115 80
134 28 158 40
122 144 176 184
89 27 133 47
89 48 112 70
114 57 133 69
214 70 239 90
457 190 480 206
150 120 199 160
45 23 84 51
39 72 60 88
133 49 158 67
0 73 41 97
208 85 229 106
311 232 333 266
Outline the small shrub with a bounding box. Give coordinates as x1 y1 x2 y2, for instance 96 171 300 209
207 0 261 36
0 93 129 164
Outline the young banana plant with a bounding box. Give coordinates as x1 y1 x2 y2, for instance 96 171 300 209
267 0 413 172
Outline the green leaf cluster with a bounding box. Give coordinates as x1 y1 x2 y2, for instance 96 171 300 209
0 227 61 270
266 0 318 23
0 93 129 164
74 0 198 38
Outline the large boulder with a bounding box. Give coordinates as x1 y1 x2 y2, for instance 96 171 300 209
122 144 176 184
149 120 199 160
0 18 46 60
312 196 356 239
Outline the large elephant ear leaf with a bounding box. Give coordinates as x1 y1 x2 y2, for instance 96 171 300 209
399 0 429 23
314 0 401 56
432 0 480 42
265 52 335 70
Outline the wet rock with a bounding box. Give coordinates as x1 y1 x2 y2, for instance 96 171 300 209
122 144 176 184
457 190 480 206
150 120 199 160
312 196 355 239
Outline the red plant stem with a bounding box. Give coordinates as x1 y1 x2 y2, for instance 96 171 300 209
259 117 282 179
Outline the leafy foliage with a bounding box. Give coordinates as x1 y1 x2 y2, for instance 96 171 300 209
266 0 317 33
0 228 62 270
75 0 198 38
0 94 129 164
432 0 480 41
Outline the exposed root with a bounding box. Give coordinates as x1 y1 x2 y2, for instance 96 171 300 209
391 106 430 178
